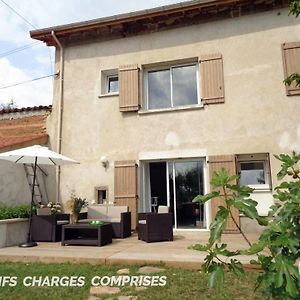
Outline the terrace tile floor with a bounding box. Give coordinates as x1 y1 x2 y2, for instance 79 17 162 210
0 232 262 269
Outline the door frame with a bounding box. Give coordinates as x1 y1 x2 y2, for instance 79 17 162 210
139 157 210 231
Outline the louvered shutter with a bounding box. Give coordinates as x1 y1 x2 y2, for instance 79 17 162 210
119 65 140 111
208 155 240 233
200 53 225 104
282 42 300 96
114 160 138 230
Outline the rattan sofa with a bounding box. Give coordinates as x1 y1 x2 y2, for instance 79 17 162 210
78 205 131 238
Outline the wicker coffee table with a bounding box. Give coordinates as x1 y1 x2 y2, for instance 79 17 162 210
61 223 112 246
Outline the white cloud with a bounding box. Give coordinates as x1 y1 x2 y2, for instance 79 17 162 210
0 58 52 107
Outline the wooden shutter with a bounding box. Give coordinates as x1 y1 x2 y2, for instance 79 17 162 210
200 53 225 104
282 42 300 96
208 155 240 233
119 65 140 112
114 160 138 230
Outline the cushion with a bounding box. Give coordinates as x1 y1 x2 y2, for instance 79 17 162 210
109 217 122 223
158 206 169 214
57 220 69 225
37 208 51 215
88 206 108 219
78 218 110 223
138 220 146 225
87 205 128 221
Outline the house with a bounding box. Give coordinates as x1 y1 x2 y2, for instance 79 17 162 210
0 105 52 206
30 0 300 232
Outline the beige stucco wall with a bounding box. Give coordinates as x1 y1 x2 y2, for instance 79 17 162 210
48 8 300 210
0 161 31 206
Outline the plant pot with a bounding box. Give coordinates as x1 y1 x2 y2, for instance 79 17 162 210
70 213 79 224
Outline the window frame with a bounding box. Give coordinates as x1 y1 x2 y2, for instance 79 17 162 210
236 154 271 191
99 69 119 97
144 62 201 111
106 74 119 94
94 186 109 204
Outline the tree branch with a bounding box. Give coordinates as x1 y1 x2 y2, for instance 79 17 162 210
222 186 252 248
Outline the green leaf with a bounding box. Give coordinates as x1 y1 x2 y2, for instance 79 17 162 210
228 259 245 277
232 197 259 220
209 207 229 244
243 240 267 255
208 264 225 290
192 191 219 204
210 167 238 187
257 216 268 226
229 184 254 194
191 243 211 252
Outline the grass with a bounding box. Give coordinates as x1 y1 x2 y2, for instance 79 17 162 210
0 262 263 300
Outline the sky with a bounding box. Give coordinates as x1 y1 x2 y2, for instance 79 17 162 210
0 0 189 108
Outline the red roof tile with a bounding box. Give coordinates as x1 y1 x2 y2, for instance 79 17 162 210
0 105 52 115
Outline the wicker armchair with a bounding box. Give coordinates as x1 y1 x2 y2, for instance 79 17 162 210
32 213 69 242
138 208 173 243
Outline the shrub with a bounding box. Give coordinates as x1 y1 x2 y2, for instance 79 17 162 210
0 204 33 220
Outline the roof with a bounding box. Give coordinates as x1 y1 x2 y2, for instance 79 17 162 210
0 105 52 115
30 0 289 46
0 113 49 152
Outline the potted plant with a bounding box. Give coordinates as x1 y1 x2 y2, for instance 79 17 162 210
66 194 88 224
37 202 62 215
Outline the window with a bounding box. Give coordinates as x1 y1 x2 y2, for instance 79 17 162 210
145 63 199 110
95 187 108 204
107 75 119 93
236 154 271 190
100 69 119 96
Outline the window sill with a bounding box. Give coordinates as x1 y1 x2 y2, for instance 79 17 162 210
138 104 204 115
98 92 119 99
247 185 272 192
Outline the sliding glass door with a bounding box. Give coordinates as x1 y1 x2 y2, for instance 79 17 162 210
142 159 207 230
168 160 205 229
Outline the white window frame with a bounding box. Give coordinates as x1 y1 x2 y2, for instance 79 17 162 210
99 69 119 97
144 62 201 110
106 74 119 94
237 154 271 191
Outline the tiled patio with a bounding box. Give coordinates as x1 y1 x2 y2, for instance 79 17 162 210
0 232 261 270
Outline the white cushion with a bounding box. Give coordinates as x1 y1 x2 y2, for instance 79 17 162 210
37 208 51 215
57 220 68 225
158 206 169 214
87 205 128 221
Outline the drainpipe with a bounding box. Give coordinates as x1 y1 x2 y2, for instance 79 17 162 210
51 31 64 203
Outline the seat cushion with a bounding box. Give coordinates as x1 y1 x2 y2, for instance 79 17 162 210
37 208 51 215
87 205 126 222
57 220 69 225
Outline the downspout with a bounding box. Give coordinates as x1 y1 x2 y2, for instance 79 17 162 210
51 31 64 203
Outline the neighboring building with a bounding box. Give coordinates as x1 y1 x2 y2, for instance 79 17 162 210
0 106 52 206
31 0 300 232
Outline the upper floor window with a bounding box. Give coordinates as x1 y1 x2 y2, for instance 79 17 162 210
118 54 224 112
107 75 119 94
145 63 199 110
100 68 119 97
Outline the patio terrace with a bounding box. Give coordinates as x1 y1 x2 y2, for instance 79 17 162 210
0 232 261 270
